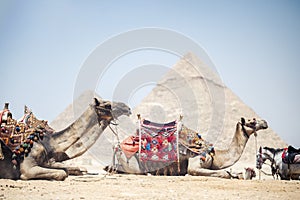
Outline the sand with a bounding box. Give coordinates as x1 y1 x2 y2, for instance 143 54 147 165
1 173 299 200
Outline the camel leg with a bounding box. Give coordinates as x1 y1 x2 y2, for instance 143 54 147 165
188 167 233 178
20 165 67 181
187 156 232 179
19 156 67 180
48 161 86 176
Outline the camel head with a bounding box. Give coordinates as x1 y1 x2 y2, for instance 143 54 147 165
93 97 131 121
240 117 268 137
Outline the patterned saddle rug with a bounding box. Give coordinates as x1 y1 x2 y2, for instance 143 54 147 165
139 119 179 163
119 118 215 163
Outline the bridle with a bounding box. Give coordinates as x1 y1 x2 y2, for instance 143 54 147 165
240 118 258 139
257 147 279 178
94 106 114 123
257 146 264 169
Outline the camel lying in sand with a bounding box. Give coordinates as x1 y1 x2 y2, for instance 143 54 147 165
0 98 131 180
107 117 268 179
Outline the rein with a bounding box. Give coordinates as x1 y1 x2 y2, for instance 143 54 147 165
240 123 250 139
258 148 280 179
108 120 120 144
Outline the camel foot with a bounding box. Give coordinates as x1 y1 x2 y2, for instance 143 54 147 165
67 167 86 176
104 165 116 173
226 170 244 180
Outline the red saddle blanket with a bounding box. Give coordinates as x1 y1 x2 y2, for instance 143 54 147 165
119 119 179 162
139 119 178 162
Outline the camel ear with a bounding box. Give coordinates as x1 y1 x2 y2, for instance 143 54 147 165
94 98 100 106
259 146 262 153
241 117 245 125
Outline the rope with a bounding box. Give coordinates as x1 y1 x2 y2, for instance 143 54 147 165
176 116 182 174
254 132 261 180
260 169 273 176
109 122 120 144
107 120 121 175
137 114 141 161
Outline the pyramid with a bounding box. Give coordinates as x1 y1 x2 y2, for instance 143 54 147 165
50 52 287 174
132 52 287 170
50 90 97 130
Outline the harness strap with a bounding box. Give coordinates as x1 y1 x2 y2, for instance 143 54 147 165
240 123 250 139
108 122 120 144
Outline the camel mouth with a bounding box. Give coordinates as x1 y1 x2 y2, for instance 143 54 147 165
93 98 132 120
111 105 132 119
258 120 268 129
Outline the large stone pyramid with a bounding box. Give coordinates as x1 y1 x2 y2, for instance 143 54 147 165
50 52 287 174
132 52 287 170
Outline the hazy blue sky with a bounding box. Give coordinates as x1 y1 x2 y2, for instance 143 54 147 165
1 0 299 147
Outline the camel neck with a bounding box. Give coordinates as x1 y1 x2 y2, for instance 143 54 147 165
52 105 100 152
210 123 249 170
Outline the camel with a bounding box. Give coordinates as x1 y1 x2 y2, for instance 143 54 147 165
107 117 268 179
0 98 131 180
256 146 300 180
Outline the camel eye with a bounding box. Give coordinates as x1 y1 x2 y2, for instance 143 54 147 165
105 105 111 110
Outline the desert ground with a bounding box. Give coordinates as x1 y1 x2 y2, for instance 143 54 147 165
1 171 299 200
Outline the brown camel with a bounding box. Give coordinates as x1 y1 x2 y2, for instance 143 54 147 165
108 117 268 178
0 98 131 180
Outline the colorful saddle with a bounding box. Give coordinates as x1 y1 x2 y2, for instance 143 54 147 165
0 103 46 165
282 145 300 164
119 117 215 163
139 119 179 163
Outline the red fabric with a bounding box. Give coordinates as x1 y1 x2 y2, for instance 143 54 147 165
120 136 139 159
282 148 288 159
139 120 178 162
